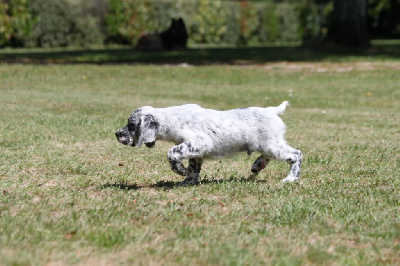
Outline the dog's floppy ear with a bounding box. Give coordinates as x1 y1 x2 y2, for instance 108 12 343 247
137 114 159 147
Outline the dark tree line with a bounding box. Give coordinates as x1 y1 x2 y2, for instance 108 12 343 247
328 0 370 47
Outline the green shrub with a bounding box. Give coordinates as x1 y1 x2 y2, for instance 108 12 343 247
0 0 395 48
1 0 328 48
190 0 228 44
259 4 279 43
152 0 183 32
26 0 102 47
11 0 33 46
222 2 241 45
0 0 33 47
103 0 307 46
276 3 301 43
237 1 260 45
106 0 155 45
0 2 12 47
299 3 324 43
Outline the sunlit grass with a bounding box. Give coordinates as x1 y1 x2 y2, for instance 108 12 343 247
0 61 399 265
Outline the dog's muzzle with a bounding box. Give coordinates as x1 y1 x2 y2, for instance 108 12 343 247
115 128 135 146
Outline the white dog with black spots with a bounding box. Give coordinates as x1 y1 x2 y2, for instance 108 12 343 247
115 101 302 185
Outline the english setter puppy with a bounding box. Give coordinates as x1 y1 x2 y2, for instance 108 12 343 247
115 102 302 186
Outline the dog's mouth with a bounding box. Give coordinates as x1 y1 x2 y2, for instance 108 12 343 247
116 129 136 147
117 136 135 146
117 135 133 146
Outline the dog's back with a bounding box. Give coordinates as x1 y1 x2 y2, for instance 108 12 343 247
145 104 287 157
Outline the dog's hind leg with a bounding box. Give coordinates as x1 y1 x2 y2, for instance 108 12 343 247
251 155 271 174
269 143 302 182
258 140 302 182
282 148 302 182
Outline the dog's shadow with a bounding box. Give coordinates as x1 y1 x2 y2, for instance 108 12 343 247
101 173 271 191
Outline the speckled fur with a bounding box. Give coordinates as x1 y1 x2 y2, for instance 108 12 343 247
115 102 302 184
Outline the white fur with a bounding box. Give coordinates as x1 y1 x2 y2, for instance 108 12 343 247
116 101 302 184
141 103 287 157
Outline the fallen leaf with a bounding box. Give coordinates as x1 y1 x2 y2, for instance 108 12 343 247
64 230 77 239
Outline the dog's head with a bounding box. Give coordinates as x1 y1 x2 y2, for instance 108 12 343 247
115 108 159 148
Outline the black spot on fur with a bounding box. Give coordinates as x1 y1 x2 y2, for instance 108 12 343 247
146 115 159 130
189 147 199 153
286 159 295 164
145 141 155 148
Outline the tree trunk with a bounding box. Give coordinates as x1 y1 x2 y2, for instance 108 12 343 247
327 0 370 48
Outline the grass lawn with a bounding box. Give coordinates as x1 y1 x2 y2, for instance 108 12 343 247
0 46 400 265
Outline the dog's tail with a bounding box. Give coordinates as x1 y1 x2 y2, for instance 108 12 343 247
274 101 289 115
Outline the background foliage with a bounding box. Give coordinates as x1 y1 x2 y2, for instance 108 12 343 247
106 0 155 45
0 0 399 48
0 0 33 47
191 0 228 44
27 0 102 48
0 0 102 47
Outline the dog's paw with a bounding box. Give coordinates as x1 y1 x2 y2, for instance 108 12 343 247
176 178 199 186
282 175 299 183
171 162 187 176
251 159 267 173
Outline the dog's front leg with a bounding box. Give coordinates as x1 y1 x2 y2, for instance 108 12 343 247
178 158 203 186
167 143 188 176
167 142 203 185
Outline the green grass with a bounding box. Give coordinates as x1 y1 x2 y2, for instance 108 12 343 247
1 52 400 264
